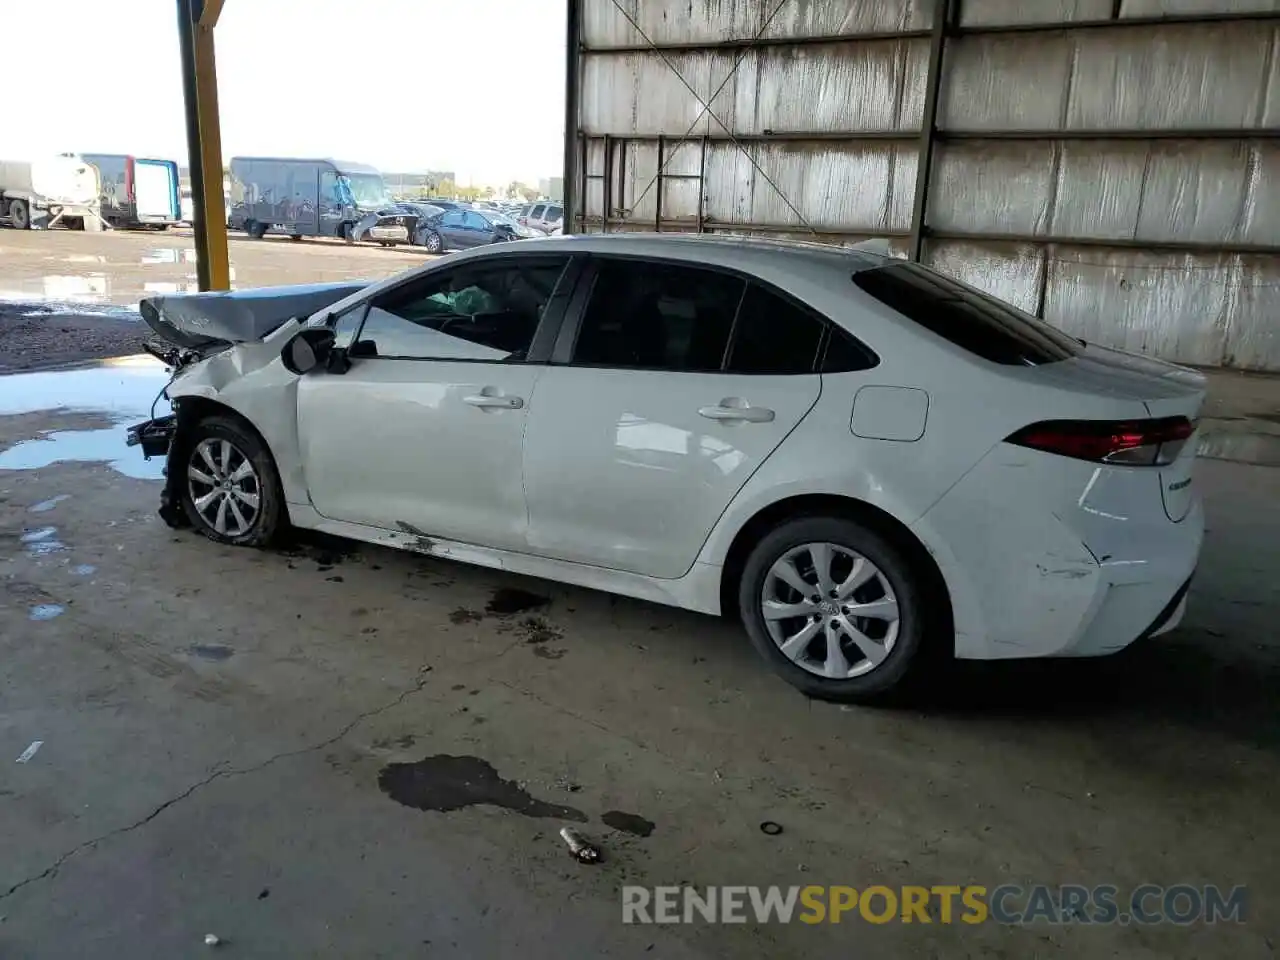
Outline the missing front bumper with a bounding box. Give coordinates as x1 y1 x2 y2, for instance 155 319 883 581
126 414 177 459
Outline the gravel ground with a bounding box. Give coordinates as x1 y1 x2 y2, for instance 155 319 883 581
0 304 146 372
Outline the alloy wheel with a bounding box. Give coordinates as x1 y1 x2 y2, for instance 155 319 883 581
188 438 262 538
760 542 900 679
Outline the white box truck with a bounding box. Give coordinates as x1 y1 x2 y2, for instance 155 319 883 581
0 156 102 230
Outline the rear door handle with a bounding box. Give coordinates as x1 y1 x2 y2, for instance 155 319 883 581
698 403 775 423
464 393 524 410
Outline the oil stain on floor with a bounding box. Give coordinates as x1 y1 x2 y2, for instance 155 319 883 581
601 810 656 837
378 754 587 822
485 587 550 615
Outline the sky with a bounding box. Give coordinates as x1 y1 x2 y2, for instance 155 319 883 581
0 0 567 185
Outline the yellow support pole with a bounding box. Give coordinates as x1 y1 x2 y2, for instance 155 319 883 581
176 0 230 291
192 20 230 289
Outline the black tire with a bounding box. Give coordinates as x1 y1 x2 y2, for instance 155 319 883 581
246 220 268 239
9 199 30 229
339 221 354 243
180 415 286 547
738 515 930 703
423 230 443 254
289 233 303 242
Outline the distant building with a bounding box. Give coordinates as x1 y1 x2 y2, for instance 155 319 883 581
384 171 455 196
539 177 563 202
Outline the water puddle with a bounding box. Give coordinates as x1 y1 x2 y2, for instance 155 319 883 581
485 587 550 615
29 604 65 621
0 356 170 480
141 248 199 265
71 564 97 576
378 755 587 822
190 644 234 661
29 494 71 513
20 526 67 557
0 274 110 304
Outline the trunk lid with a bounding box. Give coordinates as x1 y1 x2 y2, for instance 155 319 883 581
138 281 368 351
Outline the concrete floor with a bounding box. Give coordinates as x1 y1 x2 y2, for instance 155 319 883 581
1 232 1279 958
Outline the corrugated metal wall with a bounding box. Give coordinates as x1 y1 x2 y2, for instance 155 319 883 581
570 0 1280 370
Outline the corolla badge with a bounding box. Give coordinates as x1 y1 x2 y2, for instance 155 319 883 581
1167 478 1192 492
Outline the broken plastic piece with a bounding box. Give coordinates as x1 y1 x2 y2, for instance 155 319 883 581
204 933 221 947
559 826 601 863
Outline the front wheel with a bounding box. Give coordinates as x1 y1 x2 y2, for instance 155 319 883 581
181 415 285 547
9 199 30 229
422 230 443 253
738 516 929 703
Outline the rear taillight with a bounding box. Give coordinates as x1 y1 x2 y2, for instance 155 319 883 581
1006 417 1196 466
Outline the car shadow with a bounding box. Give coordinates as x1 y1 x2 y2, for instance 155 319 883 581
915 628 1280 754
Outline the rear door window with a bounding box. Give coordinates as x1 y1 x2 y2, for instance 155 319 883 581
726 284 825 374
853 262 1081 365
571 259 744 371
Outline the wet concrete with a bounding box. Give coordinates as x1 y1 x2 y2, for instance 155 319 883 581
0 343 1278 956
0 228 432 372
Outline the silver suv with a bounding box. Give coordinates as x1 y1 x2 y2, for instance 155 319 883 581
520 202 563 234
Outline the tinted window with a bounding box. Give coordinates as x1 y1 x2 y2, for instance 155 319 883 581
853 263 1081 366
463 211 489 229
546 206 563 224
726 284 824 374
531 205 546 219
441 210 465 226
822 327 878 373
573 260 744 371
359 258 568 361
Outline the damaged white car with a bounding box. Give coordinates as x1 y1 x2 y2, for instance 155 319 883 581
129 235 1206 702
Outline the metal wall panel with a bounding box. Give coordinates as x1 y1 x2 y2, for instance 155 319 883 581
960 0 1112 26
576 0 1280 369
1043 249 1235 365
1120 0 1280 15
925 239 1044 314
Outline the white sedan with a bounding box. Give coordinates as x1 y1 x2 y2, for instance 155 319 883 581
129 235 1205 702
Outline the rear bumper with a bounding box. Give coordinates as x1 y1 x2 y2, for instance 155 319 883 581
914 444 1205 661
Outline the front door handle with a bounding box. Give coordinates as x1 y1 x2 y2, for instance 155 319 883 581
698 401 775 423
464 393 524 410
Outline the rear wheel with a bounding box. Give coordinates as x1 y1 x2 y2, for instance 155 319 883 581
245 220 267 239
9 199 30 229
181 415 285 547
339 221 354 243
738 516 928 702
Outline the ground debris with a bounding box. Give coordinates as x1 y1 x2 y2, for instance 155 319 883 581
560 826 602 864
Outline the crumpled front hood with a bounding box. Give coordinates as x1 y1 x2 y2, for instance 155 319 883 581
138 281 368 350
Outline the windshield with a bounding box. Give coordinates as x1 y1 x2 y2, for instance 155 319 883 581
486 211 517 226
341 173 392 208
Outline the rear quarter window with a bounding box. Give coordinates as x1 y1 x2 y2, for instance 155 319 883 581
852 263 1082 366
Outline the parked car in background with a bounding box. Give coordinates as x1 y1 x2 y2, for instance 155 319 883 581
228 157 392 240
81 154 182 229
416 207 537 253
128 234 1206 703
351 202 446 247
519 202 563 234
421 198 469 212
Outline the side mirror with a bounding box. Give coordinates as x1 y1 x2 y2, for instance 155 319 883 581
281 327 336 375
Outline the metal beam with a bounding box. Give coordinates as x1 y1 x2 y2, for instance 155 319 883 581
562 0 581 232
198 0 224 27
940 128 1280 142
579 9 1280 57
177 0 230 290
927 229 1280 257
908 0 952 262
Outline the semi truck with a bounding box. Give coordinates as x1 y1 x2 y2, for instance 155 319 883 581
228 157 392 240
81 154 182 229
0 156 102 230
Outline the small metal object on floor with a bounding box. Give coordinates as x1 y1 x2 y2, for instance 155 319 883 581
560 826 602 863
760 821 783 836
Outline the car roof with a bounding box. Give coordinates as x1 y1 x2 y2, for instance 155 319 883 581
492 232 890 272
